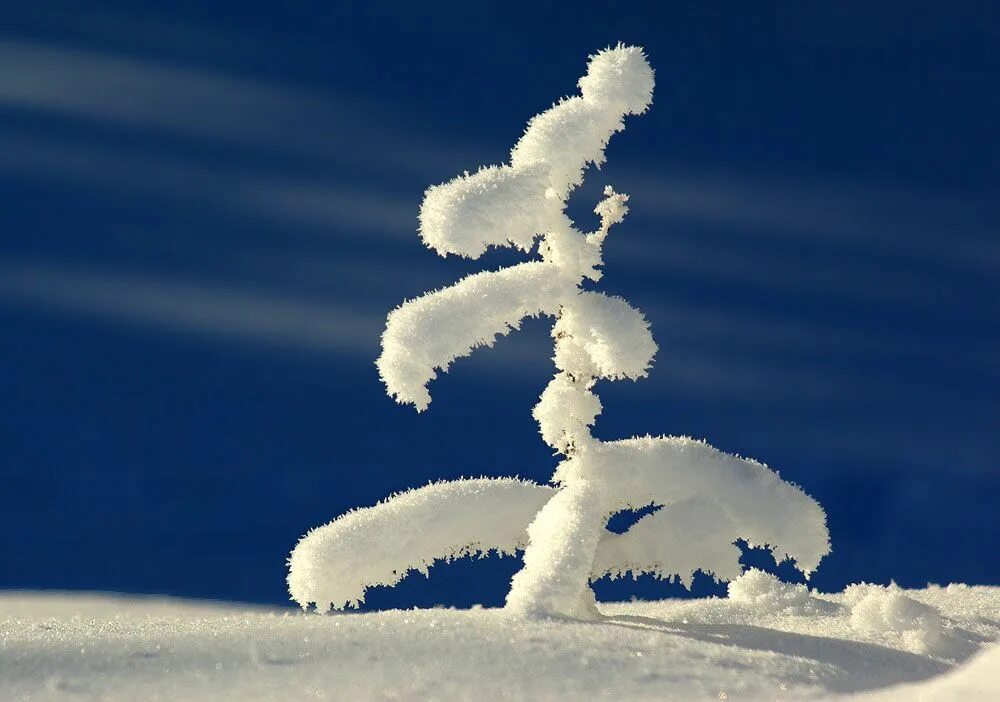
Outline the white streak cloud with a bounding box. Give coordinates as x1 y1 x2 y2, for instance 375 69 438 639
0 260 383 355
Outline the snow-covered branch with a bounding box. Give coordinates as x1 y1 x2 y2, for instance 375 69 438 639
377 262 571 410
289 478 554 611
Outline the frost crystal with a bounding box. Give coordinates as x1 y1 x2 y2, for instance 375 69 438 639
289 45 830 617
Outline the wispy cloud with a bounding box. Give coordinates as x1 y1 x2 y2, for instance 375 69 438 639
0 38 477 178
610 231 951 310
0 40 321 139
619 168 1000 273
250 182 417 235
0 260 384 355
0 130 418 239
643 299 985 372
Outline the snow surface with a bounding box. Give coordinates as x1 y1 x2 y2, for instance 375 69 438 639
4 580 997 701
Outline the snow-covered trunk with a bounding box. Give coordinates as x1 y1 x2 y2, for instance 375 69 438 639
506 299 618 619
505 477 604 618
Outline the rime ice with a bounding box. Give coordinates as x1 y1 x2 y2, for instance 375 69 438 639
290 45 830 617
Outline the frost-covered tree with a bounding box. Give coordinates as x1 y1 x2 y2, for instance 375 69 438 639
288 45 830 618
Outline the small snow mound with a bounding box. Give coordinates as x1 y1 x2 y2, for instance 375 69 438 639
727 569 817 615
845 584 946 655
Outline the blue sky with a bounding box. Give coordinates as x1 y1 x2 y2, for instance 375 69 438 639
1 1 997 606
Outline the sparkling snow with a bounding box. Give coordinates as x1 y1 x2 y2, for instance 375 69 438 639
3 580 996 701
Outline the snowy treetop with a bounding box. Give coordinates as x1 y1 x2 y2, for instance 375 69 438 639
378 45 655 410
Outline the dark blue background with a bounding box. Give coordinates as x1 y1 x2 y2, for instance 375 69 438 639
1 1 997 607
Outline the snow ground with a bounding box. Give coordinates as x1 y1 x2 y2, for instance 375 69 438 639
1 583 997 701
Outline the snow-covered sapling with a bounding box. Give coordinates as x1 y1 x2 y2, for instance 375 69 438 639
288 45 830 618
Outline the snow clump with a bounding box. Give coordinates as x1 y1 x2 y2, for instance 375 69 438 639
845 584 947 655
728 569 829 615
